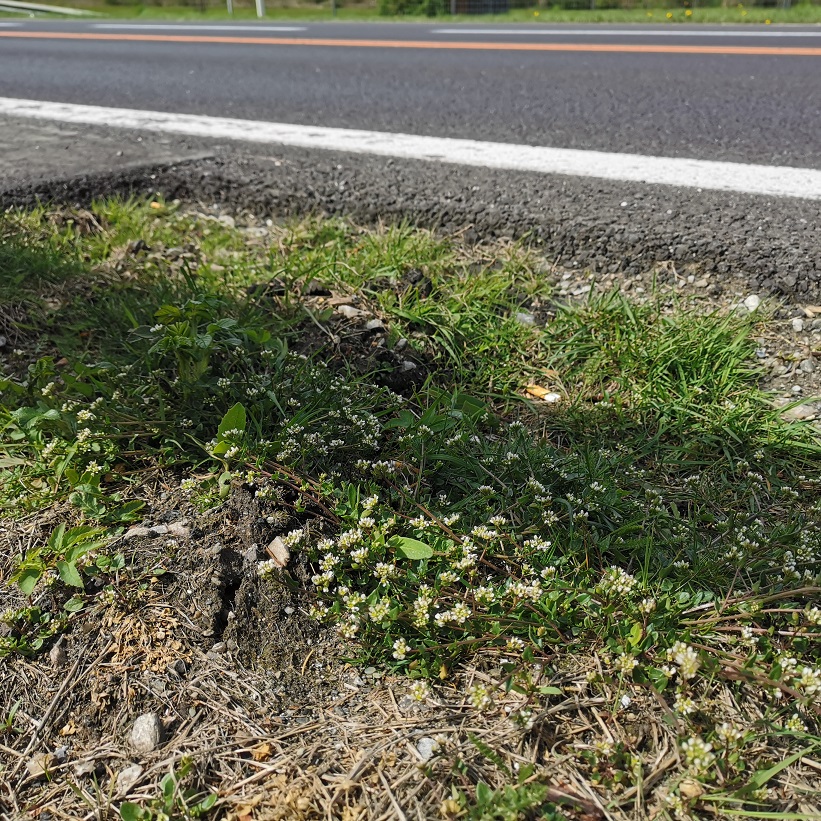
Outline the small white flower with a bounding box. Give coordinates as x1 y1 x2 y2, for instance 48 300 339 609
392 637 410 660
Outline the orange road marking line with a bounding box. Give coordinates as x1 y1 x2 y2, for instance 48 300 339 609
1 30 820 56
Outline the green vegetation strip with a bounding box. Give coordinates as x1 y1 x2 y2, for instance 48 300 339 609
1 200 820 818
5 1 821 24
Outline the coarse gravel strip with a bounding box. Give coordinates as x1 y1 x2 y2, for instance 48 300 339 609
1 119 819 302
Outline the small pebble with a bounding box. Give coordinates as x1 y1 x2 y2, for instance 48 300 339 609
116 763 144 794
416 737 440 761
129 713 163 754
49 643 67 668
744 295 761 312
792 318 805 332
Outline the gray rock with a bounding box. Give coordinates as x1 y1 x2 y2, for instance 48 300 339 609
792 318 805 332
116 763 144 794
336 304 368 320
514 311 535 326
782 403 817 422
799 358 816 373
49 642 67 668
744 294 761 312
129 713 163 754
416 737 440 761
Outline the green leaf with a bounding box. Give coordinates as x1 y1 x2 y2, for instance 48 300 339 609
17 567 42 596
119 803 145 821
115 500 145 522
537 686 563 696
196 793 218 812
389 536 433 560
56 560 84 589
48 523 67 553
63 595 85 613
217 403 246 440
475 781 493 807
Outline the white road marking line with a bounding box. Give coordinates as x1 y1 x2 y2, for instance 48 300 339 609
93 23 306 32
433 27 821 37
0 96 818 200
0 20 22 25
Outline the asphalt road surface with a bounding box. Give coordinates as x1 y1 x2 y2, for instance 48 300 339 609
0 20 820 167
1 21 819 302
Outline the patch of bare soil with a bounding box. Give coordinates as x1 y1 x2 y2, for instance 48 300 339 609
1 482 620 821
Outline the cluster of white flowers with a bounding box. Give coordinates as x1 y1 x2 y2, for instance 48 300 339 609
667 641 701 680
638 597 656 616
336 616 359 639
392 637 410 660
42 440 59 458
673 692 697 716
785 713 807 733
715 722 744 745
409 681 430 703
467 683 493 711
311 570 334 593
257 559 280 577
524 536 552 552
454 550 477 572
795 666 821 699
614 653 638 677
338 528 364 550
374 562 397 583
368 597 391 622
281 529 305 548
434 602 471 626
805 606 821 626
596 566 638 598
505 578 543 603
412 586 434 628
681 736 715 774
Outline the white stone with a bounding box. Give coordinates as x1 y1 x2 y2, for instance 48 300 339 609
416 737 440 761
336 304 368 319
129 713 163 754
116 763 144 794
743 295 761 312
792 318 805 332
